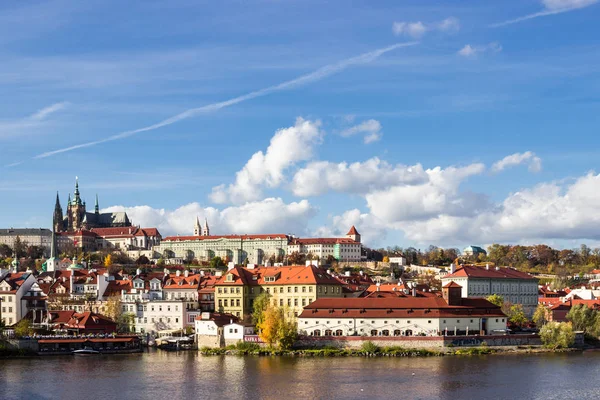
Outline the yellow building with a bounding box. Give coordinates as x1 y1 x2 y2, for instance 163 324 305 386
214 265 344 318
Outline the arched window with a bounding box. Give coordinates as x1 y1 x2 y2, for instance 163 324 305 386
370 329 378 336
312 329 321 337
381 330 390 336
324 329 333 336
393 330 402 336
405 329 413 336
335 329 343 336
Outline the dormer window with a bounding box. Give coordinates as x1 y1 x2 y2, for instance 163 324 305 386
226 274 234 282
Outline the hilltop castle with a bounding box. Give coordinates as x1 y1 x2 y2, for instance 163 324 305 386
53 178 131 232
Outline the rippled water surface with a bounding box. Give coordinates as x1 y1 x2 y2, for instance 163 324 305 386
2 350 600 399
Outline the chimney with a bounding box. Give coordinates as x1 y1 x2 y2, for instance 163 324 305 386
412 287 417 297
305 260 312 267
176 270 181 277
70 272 74 294
136 268 141 276
184 269 189 277
163 268 169 275
345 271 351 277
200 270 205 276
485 264 490 270
495 266 500 271
450 263 456 274
376 282 380 292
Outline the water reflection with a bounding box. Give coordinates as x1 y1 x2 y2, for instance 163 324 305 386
2 351 600 400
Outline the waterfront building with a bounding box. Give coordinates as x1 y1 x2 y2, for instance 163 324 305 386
441 264 539 315
0 270 35 326
46 310 118 334
298 282 507 337
123 299 187 335
214 264 344 318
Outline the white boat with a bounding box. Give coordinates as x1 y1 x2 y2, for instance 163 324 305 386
72 347 100 355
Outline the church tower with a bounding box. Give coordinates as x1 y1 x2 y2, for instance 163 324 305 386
95 194 99 214
202 218 210 236
68 177 86 231
346 225 361 243
46 228 58 272
194 216 201 236
53 192 64 232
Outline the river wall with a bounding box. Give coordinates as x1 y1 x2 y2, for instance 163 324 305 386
294 335 542 349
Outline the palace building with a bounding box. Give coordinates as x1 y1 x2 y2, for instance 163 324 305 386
53 178 131 233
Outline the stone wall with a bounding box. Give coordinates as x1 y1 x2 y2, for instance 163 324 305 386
295 334 542 349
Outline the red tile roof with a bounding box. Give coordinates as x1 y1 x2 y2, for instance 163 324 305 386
289 238 359 245
299 297 505 319
443 281 462 288
444 265 536 280
163 234 289 242
347 226 359 235
0 272 32 293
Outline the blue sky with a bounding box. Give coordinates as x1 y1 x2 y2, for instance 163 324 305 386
1 0 600 249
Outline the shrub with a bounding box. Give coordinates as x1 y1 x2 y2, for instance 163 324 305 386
361 341 380 354
235 342 260 352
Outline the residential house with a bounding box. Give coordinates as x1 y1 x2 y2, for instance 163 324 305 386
214 264 345 318
0 270 36 326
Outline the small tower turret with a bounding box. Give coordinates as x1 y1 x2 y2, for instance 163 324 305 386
95 194 99 214
53 192 63 232
346 225 361 243
194 216 201 236
202 218 210 236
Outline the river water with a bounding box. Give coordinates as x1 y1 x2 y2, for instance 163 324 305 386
2 350 600 399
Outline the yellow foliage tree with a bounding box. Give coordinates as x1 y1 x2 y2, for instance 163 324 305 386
104 254 113 267
257 305 297 349
382 256 390 263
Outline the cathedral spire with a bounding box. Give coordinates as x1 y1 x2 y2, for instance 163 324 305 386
73 177 82 205
95 194 99 214
53 192 63 232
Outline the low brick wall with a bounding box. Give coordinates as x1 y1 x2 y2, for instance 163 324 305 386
295 334 542 349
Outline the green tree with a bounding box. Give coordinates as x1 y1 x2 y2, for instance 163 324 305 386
252 292 271 327
209 256 226 270
486 294 504 308
507 304 528 327
540 321 575 349
14 319 33 338
0 243 12 258
136 255 150 265
287 251 305 266
532 303 549 327
566 304 599 335
157 257 165 267
13 236 26 259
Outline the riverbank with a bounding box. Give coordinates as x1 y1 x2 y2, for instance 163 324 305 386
198 342 580 357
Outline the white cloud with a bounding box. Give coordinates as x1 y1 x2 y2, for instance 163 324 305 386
392 21 427 38
365 163 488 223
316 209 389 245
291 158 428 197
103 197 316 237
29 102 69 121
491 0 597 27
393 17 460 38
399 172 600 244
210 118 323 204
340 119 382 144
458 42 502 57
438 17 461 33
491 151 542 173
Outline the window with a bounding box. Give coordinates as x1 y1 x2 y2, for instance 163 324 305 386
443 320 446 323
324 329 333 336
144 318 147 323
236 288 240 294
250 287 254 294
224 288 228 294
279 299 283 306
302 286 306 293
236 299 240 307
175 318 179 323
393 330 402 336
287 299 291 306
312 329 321 336
495 319 499 322
294 299 298 306
218 300 222 307
218 288 222 293
302 299 306 306
287 287 291 293
279 287 283 293
294 287 298 293
370 329 378 336
309 286 313 292
428 320 431 324
335 329 343 336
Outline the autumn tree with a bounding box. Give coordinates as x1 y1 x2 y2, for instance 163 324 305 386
287 251 305 266
506 304 528 327
257 305 297 349
14 319 34 338
104 254 113 267
104 294 122 330
382 256 390 263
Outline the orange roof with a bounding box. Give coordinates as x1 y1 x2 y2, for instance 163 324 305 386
347 225 359 235
0 272 32 293
444 265 536 280
443 281 462 288
215 265 343 286
163 275 200 289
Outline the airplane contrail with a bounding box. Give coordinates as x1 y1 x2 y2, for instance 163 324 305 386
490 0 598 27
32 42 417 160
